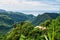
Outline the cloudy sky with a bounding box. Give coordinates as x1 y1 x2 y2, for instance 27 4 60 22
0 0 60 16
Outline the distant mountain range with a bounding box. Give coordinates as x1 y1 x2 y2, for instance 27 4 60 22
0 9 6 12
0 9 35 27
0 9 60 27
32 13 60 26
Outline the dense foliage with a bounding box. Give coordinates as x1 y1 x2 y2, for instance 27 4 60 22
2 16 60 40
40 16 60 40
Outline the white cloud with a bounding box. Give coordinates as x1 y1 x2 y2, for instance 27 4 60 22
0 0 18 3
0 0 60 15
0 0 59 10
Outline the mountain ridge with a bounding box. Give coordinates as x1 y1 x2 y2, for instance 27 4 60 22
32 13 60 26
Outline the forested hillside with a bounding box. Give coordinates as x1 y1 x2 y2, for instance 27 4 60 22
2 16 60 40
0 9 35 23
32 13 60 26
0 9 35 40
0 9 60 40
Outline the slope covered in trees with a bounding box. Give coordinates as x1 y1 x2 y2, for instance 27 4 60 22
32 13 60 26
0 15 14 38
0 15 13 40
3 16 60 40
0 15 14 27
0 9 60 40
0 9 35 35
0 9 35 23
0 9 35 40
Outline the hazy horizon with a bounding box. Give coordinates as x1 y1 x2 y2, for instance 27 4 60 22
0 0 60 16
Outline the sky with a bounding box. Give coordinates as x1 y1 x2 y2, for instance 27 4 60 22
0 0 60 16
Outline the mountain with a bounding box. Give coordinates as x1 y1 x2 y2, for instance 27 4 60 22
0 10 35 28
0 9 6 12
32 13 60 26
0 15 14 27
0 9 35 33
0 9 35 26
4 16 60 40
0 9 35 23
0 15 14 38
0 9 35 39
26 14 36 22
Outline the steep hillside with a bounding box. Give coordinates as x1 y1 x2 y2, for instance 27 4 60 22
0 9 35 37
32 13 60 26
0 11 35 22
4 16 60 40
0 15 14 39
0 15 14 27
